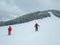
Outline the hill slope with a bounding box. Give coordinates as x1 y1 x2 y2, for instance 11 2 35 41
0 12 60 45
0 11 50 26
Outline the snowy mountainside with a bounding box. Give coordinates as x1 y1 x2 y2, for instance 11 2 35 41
0 10 60 26
0 11 50 26
0 12 60 45
51 10 60 18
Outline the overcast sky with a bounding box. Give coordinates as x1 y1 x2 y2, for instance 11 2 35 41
0 0 60 21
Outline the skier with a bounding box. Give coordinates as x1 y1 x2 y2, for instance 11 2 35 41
8 26 12 35
34 23 40 31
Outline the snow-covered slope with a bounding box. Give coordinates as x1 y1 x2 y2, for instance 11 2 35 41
0 12 60 45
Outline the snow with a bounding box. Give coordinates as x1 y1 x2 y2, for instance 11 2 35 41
0 12 60 45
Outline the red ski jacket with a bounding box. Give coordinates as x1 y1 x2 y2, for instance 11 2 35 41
8 26 12 31
34 23 39 27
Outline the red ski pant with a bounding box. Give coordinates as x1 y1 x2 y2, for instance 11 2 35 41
8 30 11 35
